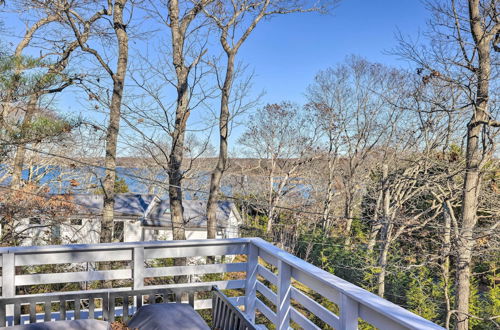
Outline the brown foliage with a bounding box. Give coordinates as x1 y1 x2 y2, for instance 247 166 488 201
110 321 135 330
0 184 77 245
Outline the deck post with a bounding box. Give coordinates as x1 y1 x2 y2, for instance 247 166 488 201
340 293 359 330
2 252 15 324
133 247 145 290
244 242 258 322
277 259 291 330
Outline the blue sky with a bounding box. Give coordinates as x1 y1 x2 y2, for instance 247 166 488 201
236 0 429 105
219 0 430 151
2 0 430 155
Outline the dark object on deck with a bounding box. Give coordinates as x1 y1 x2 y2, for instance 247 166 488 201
127 303 209 330
211 287 256 330
1 319 110 329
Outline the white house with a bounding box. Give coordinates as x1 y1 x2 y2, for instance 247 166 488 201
133 196 242 241
3 194 242 246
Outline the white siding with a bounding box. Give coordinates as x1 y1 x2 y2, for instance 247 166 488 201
5 205 242 246
136 227 224 242
60 218 100 244
226 211 240 239
4 218 101 246
124 220 142 241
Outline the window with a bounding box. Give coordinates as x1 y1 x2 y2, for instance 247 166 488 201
70 218 83 226
113 221 124 242
51 225 61 238
29 217 41 225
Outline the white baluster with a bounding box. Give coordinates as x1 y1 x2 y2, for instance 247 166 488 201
277 259 291 330
340 293 358 330
244 243 258 322
133 247 145 290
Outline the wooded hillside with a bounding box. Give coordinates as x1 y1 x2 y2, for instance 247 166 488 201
1 0 498 328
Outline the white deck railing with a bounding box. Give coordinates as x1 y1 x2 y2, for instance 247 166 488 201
0 238 444 329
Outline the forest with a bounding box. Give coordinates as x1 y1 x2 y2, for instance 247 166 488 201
0 0 499 329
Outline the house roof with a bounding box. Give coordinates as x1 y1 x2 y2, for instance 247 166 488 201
71 194 240 229
72 194 155 217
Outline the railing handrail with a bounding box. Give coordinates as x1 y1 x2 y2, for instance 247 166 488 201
0 238 251 254
251 237 444 330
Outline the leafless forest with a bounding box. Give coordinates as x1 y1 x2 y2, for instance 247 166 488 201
1 0 499 329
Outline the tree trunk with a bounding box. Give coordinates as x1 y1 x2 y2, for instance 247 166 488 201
267 204 276 235
10 95 38 189
455 148 481 329
455 2 491 328
206 52 235 240
167 0 191 243
344 192 354 246
100 0 129 245
267 170 293 236
367 188 383 253
376 164 391 297
165 0 209 279
266 165 275 234
377 237 391 298
442 201 452 329
322 153 336 231
367 165 388 252
167 113 188 243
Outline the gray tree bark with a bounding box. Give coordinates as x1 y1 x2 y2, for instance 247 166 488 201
207 52 235 240
166 0 209 243
322 152 338 231
366 189 383 252
455 2 495 328
376 164 391 297
10 95 37 189
165 0 211 277
101 0 129 244
442 200 453 329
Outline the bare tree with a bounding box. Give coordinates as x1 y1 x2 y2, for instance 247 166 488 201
454 2 499 328
238 102 319 235
65 0 130 244
307 57 406 244
125 0 213 243
396 1 500 327
368 71 465 299
305 73 344 231
202 0 328 241
164 0 211 242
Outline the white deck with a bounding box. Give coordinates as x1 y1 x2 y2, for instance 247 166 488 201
0 238 444 329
